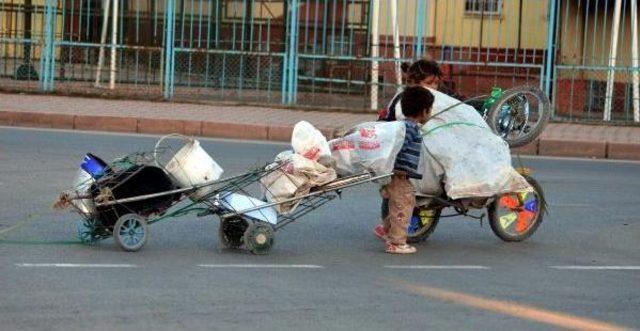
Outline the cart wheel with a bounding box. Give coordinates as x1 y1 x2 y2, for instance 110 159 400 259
113 213 148 252
219 216 248 249
243 222 275 255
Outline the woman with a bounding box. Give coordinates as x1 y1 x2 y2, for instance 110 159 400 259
379 59 443 122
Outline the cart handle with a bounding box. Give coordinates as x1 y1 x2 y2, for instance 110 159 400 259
220 172 392 219
92 171 265 207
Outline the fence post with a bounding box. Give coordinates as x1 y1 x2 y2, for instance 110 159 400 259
39 0 56 92
414 0 427 59
370 0 380 111
163 0 176 100
282 0 299 105
544 0 558 98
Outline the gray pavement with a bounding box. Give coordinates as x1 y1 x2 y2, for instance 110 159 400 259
0 127 639 330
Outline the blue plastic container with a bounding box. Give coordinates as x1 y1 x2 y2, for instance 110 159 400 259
80 153 107 179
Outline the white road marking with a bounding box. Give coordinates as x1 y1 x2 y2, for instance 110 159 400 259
384 265 491 270
15 263 137 268
198 264 324 269
549 266 640 270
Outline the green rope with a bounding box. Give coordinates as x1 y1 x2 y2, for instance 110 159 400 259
429 94 490 120
0 239 82 245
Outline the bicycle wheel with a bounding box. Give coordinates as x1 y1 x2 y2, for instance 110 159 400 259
488 175 545 242
487 86 551 148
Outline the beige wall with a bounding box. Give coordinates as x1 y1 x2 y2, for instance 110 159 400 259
430 0 548 49
1 0 56 60
374 0 549 49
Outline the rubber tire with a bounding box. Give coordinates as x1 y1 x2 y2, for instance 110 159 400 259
243 222 275 255
218 217 248 249
380 199 440 244
487 86 551 148
488 175 545 242
113 213 148 252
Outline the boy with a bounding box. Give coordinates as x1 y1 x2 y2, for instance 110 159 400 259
376 86 434 254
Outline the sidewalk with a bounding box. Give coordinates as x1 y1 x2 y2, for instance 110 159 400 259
1 93 639 160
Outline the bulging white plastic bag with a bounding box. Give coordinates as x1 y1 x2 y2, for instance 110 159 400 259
291 121 331 161
329 121 405 177
417 89 531 199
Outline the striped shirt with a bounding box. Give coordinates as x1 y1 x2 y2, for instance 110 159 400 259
394 120 423 179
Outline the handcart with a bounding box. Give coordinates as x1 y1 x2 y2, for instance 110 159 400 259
60 137 389 254
211 169 391 255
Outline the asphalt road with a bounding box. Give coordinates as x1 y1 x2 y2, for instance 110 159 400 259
1 127 639 331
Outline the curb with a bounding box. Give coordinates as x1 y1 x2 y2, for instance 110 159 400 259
1 111 638 160
0 111 339 143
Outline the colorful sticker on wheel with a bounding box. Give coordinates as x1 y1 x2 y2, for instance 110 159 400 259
515 210 536 233
499 212 518 229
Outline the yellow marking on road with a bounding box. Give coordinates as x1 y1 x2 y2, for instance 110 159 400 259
392 279 632 331
0 216 36 236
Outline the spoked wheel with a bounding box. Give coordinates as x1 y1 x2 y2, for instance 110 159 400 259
487 86 551 148
488 175 545 242
219 216 249 249
243 222 275 255
113 213 148 252
381 199 440 244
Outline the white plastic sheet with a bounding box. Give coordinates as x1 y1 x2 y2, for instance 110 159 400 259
417 89 531 199
329 121 405 177
220 192 278 224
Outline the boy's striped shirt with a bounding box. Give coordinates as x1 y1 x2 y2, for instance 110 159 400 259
394 120 423 179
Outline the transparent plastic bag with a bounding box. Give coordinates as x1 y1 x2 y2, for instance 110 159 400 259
329 121 406 177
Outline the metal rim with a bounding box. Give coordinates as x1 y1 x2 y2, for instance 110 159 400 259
114 214 147 251
495 94 532 139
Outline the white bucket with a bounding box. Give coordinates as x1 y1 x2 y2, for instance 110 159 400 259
164 139 224 201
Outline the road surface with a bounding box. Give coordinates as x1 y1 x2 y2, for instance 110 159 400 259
1 127 638 330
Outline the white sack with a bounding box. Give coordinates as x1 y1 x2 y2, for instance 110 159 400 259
329 121 405 177
261 153 337 214
417 89 531 199
291 121 331 161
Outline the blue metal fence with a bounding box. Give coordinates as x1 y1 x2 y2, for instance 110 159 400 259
0 0 638 124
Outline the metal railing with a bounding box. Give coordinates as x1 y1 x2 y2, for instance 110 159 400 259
0 0 638 124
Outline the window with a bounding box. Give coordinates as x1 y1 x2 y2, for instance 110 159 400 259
464 0 503 16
